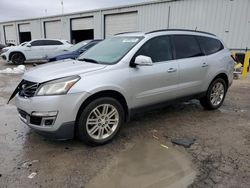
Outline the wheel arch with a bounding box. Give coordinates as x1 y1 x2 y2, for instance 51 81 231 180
76 90 130 125
9 51 26 61
211 72 229 89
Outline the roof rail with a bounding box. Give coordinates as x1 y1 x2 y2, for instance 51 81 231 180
115 31 141 35
146 29 216 36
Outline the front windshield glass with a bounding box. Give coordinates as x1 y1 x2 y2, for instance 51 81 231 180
78 37 142 64
69 41 89 52
20 42 27 46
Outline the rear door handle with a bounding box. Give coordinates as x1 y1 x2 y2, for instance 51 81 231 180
202 62 208 67
167 68 177 73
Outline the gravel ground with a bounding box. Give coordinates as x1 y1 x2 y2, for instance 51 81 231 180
0 60 250 187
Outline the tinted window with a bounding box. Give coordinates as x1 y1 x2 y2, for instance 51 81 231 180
172 35 203 59
197 36 224 55
84 41 99 50
43 40 63 45
134 36 172 63
31 40 45 46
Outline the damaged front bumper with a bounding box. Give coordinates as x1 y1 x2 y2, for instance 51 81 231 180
15 92 90 140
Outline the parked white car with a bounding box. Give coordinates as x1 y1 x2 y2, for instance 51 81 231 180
0 39 72 64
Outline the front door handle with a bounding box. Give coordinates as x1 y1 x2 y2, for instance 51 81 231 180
167 68 177 73
202 62 208 67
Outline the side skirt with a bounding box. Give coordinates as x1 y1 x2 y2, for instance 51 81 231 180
128 92 206 120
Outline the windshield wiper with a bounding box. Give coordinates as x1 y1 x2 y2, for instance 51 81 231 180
78 58 99 64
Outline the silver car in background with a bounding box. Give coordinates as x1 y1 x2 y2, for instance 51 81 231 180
14 29 234 145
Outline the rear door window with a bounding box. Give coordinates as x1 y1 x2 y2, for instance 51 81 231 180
171 35 203 59
197 36 224 55
43 40 63 46
134 36 173 63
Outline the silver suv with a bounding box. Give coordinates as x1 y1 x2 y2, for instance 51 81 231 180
13 29 234 145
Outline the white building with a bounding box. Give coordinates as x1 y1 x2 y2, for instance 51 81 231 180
0 0 249 50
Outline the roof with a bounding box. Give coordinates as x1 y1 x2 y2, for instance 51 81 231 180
115 29 217 38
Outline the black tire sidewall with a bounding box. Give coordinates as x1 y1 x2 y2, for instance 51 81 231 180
77 97 124 145
11 53 25 64
206 78 227 109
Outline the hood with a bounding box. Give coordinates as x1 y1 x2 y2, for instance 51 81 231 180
23 59 107 83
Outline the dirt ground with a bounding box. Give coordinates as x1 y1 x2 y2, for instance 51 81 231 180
0 60 250 188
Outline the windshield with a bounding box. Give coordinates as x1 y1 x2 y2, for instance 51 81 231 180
20 42 28 46
78 37 142 64
69 41 89 52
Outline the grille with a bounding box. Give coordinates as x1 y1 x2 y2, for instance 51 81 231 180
18 108 27 119
19 80 39 98
18 108 42 126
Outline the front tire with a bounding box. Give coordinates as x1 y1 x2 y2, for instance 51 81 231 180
11 53 25 64
200 78 227 110
76 97 124 146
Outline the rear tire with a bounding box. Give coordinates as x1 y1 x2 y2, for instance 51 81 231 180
200 78 227 110
76 97 124 146
11 53 25 64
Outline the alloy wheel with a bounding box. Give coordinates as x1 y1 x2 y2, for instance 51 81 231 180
210 82 225 106
86 104 119 140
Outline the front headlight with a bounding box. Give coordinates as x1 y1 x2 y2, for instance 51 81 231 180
1 48 8 53
36 76 80 96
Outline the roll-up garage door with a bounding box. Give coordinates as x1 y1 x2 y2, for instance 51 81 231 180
71 17 94 44
44 20 61 39
4 25 16 44
19 23 30 32
105 12 138 38
19 23 32 43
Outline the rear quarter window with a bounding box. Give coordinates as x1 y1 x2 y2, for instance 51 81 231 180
43 40 63 45
197 36 224 55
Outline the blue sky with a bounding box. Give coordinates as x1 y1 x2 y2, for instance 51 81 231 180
0 0 150 22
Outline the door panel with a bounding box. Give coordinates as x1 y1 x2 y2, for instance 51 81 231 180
129 61 179 108
177 56 208 97
171 35 207 97
128 35 179 109
24 46 44 59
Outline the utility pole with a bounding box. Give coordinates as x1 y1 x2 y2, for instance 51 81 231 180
61 0 64 15
61 0 64 40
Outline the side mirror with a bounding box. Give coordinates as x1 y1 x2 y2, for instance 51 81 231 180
134 55 153 66
26 44 31 47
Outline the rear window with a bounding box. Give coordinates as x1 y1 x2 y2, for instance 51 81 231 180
171 35 203 59
197 36 224 55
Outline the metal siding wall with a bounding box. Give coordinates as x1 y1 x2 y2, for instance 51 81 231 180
169 0 249 50
61 17 70 41
0 25 4 44
94 11 103 39
137 3 170 32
